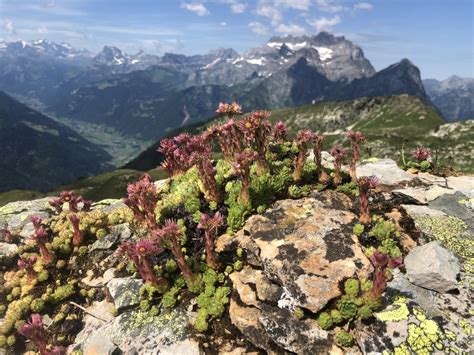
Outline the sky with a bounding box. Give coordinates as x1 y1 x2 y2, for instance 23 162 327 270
0 0 472 79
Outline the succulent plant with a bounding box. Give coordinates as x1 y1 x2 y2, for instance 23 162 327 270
30 220 53 264
272 121 288 144
293 130 314 183
116 240 168 291
18 314 64 354
364 251 404 308
158 219 201 292
69 214 83 246
215 101 242 118
17 255 37 281
412 147 431 162
198 212 224 269
346 130 366 181
233 149 258 206
330 144 348 185
313 132 330 184
357 175 379 224
239 111 272 174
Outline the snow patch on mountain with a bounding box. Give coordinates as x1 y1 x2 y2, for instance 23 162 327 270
267 41 307 51
313 47 333 61
246 57 266 65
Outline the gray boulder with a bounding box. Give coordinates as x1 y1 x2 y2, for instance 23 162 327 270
107 277 143 312
405 241 460 293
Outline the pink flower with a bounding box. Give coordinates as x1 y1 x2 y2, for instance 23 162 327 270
135 240 161 257
215 102 242 116
330 144 348 160
346 130 366 143
18 314 47 354
272 121 288 143
412 147 431 162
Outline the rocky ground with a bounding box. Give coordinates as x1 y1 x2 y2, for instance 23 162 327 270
0 157 473 355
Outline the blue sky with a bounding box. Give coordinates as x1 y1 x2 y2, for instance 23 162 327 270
1 0 472 79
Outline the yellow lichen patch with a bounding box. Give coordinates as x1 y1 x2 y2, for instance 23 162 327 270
415 216 473 274
458 318 472 336
376 296 410 322
392 344 410 355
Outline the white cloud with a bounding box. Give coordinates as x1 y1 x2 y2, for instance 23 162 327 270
316 0 346 13
273 0 311 10
218 0 247 13
275 23 306 35
307 15 341 33
3 19 17 36
255 5 282 25
248 21 269 35
354 2 373 10
230 2 247 13
180 2 210 16
219 21 227 26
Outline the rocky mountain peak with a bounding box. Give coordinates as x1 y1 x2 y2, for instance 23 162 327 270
93 46 130 66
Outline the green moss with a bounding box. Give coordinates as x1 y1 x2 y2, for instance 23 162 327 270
338 296 358 320
294 307 304 319
330 309 343 324
6 335 15 347
165 259 178 273
317 312 333 330
378 238 402 258
195 308 209 332
369 216 399 242
30 299 45 313
336 181 359 197
358 305 373 320
233 260 243 271
336 330 353 347
50 283 75 303
353 223 365 236
226 202 250 232
344 278 360 298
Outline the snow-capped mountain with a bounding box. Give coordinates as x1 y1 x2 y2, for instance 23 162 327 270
190 32 375 86
0 39 91 59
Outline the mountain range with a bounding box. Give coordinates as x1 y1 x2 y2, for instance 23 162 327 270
0 33 431 144
423 76 474 121
0 32 472 192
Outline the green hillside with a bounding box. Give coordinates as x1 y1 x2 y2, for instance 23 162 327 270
127 94 473 172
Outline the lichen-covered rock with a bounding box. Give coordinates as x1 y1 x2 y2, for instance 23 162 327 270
91 223 131 251
0 197 53 234
234 191 371 314
356 158 414 188
356 283 472 354
405 241 460 293
229 266 331 354
70 300 199 354
107 277 143 311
